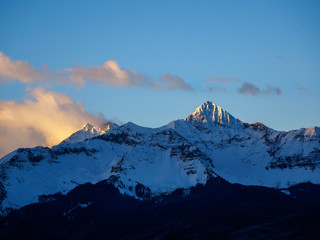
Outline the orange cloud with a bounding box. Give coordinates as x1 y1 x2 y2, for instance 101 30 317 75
67 60 131 86
0 52 43 83
0 52 192 91
0 88 105 158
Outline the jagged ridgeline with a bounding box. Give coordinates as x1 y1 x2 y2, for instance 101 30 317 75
0 101 319 215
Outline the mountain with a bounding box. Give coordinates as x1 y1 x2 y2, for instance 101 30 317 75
186 100 242 127
2 179 320 239
60 122 118 144
0 101 319 215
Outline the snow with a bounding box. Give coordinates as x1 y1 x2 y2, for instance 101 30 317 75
0 100 319 214
186 101 242 127
280 190 291 195
60 122 117 144
63 202 92 217
0 149 18 165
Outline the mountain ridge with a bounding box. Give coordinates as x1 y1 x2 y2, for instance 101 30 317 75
0 100 319 215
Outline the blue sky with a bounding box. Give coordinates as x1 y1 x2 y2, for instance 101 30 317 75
0 0 319 156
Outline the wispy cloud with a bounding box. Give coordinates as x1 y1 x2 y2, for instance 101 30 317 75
68 60 144 87
206 86 227 93
158 73 193 91
263 85 282 96
0 52 192 91
239 82 282 96
205 76 239 84
0 87 105 158
68 63 193 91
296 83 309 94
239 82 260 95
0 52 43 83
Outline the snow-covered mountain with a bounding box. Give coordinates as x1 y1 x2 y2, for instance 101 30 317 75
186 101 243 127
60 122 118 144
0 101 319 214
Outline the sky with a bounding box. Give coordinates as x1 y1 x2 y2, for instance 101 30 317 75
0 0 319 158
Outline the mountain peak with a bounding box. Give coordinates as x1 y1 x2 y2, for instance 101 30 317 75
186 101 241 126
61 123 105 144
81 123 95 131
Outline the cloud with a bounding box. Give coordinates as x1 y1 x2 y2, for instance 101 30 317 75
206 86 227 93
0 88 105 158
275 55 284 59
41 64 68 85
68 63 193 91
206 76 239 84
263 85 282 96
68 60 134 86
0 52 43 83
238 82 260 95
0 52 191 91
296 83 309 94
239 82 282 96
158 73 193 91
